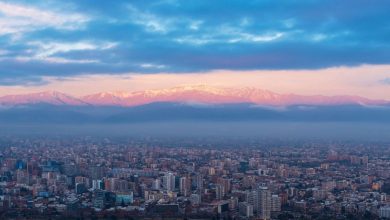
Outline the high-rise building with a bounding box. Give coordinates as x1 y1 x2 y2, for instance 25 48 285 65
76 183 86 194
16 169 28 184
217 201 230 214
89 165 106 180
271 194 281 212
246 190 256 209
239 202 254 218
246 187 271 219
258 187 271 220
93 190 105 209
114 179 129 192
217 178 231 195
92 179 104 190
163 172 175 192
215 184 224 200
180 177 191 197
209 167 216 175
196 174 203 193
152 178 161 190
75 176 90 189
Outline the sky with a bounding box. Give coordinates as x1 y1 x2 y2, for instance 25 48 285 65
0 0 390 99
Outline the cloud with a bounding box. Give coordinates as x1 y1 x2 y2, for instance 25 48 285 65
0 2 89 37
23 41 117 63
228 32 284 43
0 40 118 65
9 56 98 64
175 26 285 45
127 4 173 33
140 63 167 69
0 0 389 84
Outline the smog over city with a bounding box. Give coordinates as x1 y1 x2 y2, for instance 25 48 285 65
0 0 389 219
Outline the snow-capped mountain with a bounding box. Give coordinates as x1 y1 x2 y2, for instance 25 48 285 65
0 91 87 106
81 85 388 107
0 85 388 107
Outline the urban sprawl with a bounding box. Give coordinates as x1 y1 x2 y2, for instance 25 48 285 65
0 137 389 219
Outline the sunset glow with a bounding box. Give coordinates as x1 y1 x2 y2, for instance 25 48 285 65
0 65 389 100
0 1 389 102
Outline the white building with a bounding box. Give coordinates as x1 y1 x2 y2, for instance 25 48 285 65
163 172 175 192
246 186 271 219
152 178 161 190
258 187 271 219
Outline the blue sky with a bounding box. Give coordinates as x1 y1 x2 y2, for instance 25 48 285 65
0 0 390 98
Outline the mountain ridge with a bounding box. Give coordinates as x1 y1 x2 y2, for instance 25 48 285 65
0 85 388 107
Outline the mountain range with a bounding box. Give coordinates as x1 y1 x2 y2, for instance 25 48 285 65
0 85 389 125
0 85 388 107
